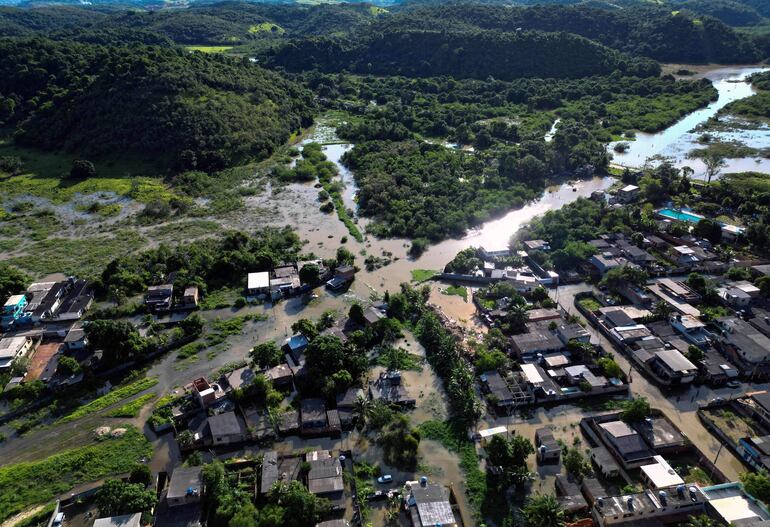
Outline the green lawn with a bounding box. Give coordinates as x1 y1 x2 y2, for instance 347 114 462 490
443 285 468 301
56 378 159 424
411 269 438 283
0 426 151 522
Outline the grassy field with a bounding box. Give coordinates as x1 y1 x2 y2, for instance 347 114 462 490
0 139 173 205
107 393 157 418
57 378 159 424
0 426 151 523
248 22 284 34
7 229 146 278
185 45 234 53
411 269 437 283
442 285 468 301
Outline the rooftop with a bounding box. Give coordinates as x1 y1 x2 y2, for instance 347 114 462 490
247 271 270 290
654 349 697 373
93 514 142 527
702 483 770 524
207 412 246 437
410 484 456 526
168 466 203 500
640 456 684 489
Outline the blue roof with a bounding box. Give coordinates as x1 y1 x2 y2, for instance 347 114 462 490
288 334 308 351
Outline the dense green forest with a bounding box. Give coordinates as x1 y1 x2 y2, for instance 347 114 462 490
264 28 659 80
0 38 314 170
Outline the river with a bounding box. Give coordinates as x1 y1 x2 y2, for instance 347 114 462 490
609 66 770 179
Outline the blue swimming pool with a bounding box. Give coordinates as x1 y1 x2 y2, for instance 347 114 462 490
657 208 705 224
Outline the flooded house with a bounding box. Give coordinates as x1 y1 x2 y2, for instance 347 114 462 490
247 271 270 296
592 485 705 526
167 466 203 507
145 283 173 312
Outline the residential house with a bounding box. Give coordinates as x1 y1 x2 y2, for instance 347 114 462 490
64 327 88 351
405 482 458 527
618 283 654 307
480 370 515 409
619 244 656 267
749 309 770 338
523 240 550 252
535 428 561 463
55 278 93 320
670 246 699 267
639 456 684 490
648 349 698 385
511 321 564 358
592 485 705 527
146 284 173 312
598 420 655 469
0 336 33 370
590 446 620 478
589 254 625 276
181 287 199 309
701 349 739 386
299 400 341 437
555 474 589 513
720 286 753 308
616 185 640 204
370 370 415 407
221 366 255 392
738 435 770 472
167 466 203 507
336 387 364 428
715 317 770 378
270 264 301 298
192 377 216 407
603 309 636 329
327 265 355 290
748 392 770 428
265 363 293 389
247 272 270 296
307 451 344 503
93 514 142 527
207 412 248 445
363 306 385 327
285 334 309 362
1 294 28 328
557 322 590 345
527 308 562 322
702 483 770 526
670 314 710 347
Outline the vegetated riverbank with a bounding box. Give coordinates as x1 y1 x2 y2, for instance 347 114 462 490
610 65 770 178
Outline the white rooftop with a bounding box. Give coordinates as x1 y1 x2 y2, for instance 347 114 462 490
621 185 639 192
599 420 637 438
640 455 684 489
521 363 544 385
247 271 270 290
4 294 25 306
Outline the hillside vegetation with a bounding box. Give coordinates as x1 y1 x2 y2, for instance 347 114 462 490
0 38 314 170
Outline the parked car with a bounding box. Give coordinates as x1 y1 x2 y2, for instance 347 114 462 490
368 490 387 501
377 475 393 484
726 380 742 389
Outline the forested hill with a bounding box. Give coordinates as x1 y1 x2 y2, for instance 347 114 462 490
263 29 660 79
0 39 314 170
373 4 762 63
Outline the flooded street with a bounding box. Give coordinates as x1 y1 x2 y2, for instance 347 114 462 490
610 66 770 178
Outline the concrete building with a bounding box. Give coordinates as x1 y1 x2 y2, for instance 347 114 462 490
405 481 458 527
535 428 561 463
649 349 698 385
207 412 247 445
0 336 33 370
592 485 705 527
639 456 684 490
167 466 203 507
145 284 173 312
702 483 770 526
93 514 142 527
247 271 270 296
715 317 770 378
616 185 640 204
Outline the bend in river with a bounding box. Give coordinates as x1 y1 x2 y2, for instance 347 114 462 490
609 66 770 179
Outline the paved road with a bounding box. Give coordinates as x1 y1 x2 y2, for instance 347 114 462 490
552 283 755 480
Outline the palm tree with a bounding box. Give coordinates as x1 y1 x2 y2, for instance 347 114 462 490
507 303 530 334
703 152 726 186
522 494 566 527
352 395 372 430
